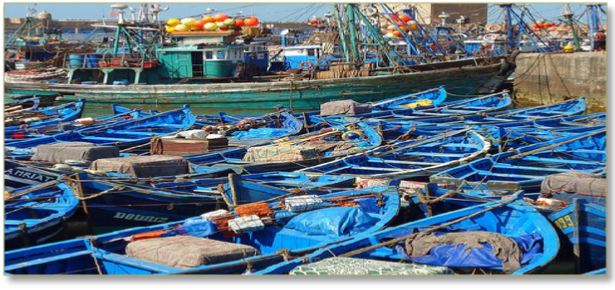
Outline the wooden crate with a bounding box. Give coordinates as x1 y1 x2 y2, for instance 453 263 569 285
153 138 229 155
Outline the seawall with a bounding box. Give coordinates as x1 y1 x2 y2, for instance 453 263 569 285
513 52 607 112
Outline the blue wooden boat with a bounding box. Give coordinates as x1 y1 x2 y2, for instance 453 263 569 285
300 129 490 180
4 159 62 191
583 268 606 275
259 196 560 275
350 98 589 140
368 86 448 111
5 107 143 144
5 100 85 134
183 122 383 177
548 199 606 274
430 128 606 192
5 180 79 251
312 91 511 125
5 106 196 156
65 172 355 232
5 186 400 275
4 96 41 110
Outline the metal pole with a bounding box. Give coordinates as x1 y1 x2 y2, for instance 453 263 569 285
346 4 361 68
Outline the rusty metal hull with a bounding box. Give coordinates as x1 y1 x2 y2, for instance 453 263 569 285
5 58 513 110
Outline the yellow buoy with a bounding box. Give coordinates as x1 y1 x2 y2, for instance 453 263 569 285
167 18 180 26
174 24 188 32
563 45 575 53
164 25 175 33
408 21 419 31
224 18 236 27
204 22 218 31
180 18 196 26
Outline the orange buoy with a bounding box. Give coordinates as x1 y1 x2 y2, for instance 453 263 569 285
213 14 229 22
399 14 411 22
245 16 259 26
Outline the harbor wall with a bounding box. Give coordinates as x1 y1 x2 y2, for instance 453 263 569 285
513 52 607 112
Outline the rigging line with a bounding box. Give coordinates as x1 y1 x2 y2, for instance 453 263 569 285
276 4 314 22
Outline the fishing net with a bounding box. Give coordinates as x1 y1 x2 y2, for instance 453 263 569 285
89 155 189 177
290 257 455 275
125 235 259 269
320 100 372 116
31 142 119 163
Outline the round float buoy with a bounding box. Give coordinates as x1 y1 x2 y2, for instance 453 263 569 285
300 61 314 70
167 18 180 26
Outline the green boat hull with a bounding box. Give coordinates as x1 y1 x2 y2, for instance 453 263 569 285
5 58 513 110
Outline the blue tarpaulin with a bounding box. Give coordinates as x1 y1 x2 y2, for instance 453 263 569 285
177 219 217 238
284 207 378 237
231 128 292 139
396 232 543 270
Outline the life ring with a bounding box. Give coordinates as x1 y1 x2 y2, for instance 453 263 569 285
362 7 377 17
483 33 498 42
486 24 502 33
300 61 314 70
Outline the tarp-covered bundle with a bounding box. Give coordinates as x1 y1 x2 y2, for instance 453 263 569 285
89 155 189 177
125 236 259 269
399 231 543 274
320 100 371 116
290 257 455 275
284 207 378 238
242 145 319 162
31 142 119 163
541 171 607 197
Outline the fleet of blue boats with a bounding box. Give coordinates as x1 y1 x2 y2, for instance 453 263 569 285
3 85 606 275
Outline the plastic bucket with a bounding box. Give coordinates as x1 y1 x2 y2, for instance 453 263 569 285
86 54 102 68
68 54 85 68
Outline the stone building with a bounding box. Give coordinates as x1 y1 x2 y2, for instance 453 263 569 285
382 3 488 25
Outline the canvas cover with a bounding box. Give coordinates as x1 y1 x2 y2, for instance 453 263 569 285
31 142 119 163
125 235 259 269
290 257 455 275
320 100 372 116
541 170 607 197
284 207 378 238
399 231 543 274
242 145 319 162
89 155 189 177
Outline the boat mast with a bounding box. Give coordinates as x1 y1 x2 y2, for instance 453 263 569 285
562 4 581 51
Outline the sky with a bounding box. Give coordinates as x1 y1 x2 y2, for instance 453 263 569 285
2 3 601 24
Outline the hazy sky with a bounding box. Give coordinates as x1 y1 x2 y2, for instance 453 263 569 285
3 3 599 23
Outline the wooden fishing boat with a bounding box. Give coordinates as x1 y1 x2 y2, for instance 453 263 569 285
345 98 589 140
5 107 143 144
259 196 559 275
183 122 383 177
583 268 606 275
5 106 196 156
430 128 606 192
307 91 511 125
300 129 490 180
367 97 587 127
5 56 515 110
5 186 400 275
4 180 79 251
64 172 354 232
5 100 85 134
548 199 606 274
4 159 61 191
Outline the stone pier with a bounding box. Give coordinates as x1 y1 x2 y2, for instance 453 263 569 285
513 52 607 112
